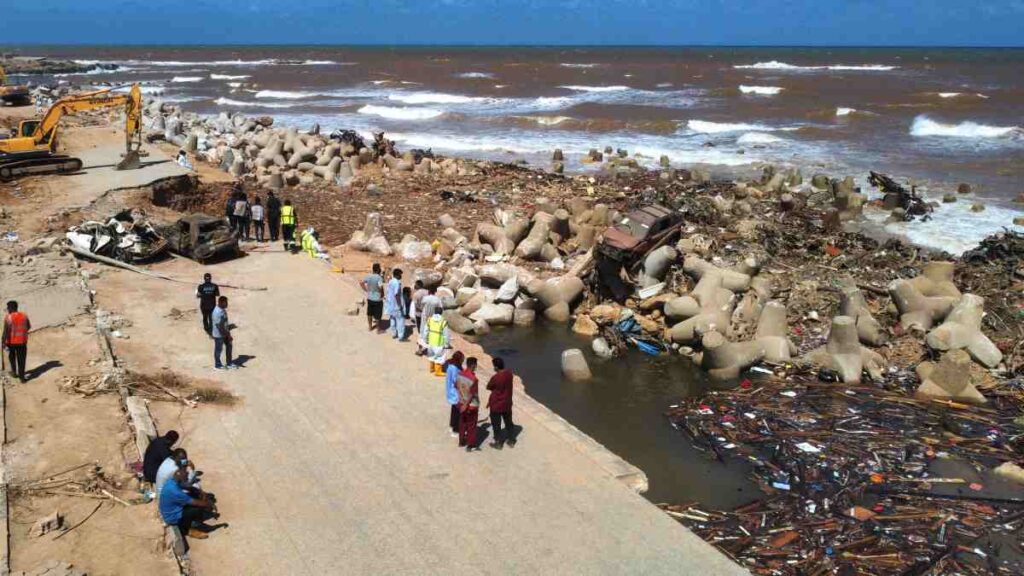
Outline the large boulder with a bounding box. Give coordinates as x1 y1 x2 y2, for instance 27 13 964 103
443 310 476 335
572 314 600 337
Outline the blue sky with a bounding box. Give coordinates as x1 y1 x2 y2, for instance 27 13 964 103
1 0 1023 46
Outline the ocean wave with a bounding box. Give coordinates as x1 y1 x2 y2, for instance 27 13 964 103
171 76 203 83
910 116 1021 139
836 107 857 116
559 63 600 68
527 116 573 126
357 105 444 120
214 97 296 109
388 92 485 104
737 132 783 145
739 85 783 96
559 85 631 93
656 83 673 88
211 73 251 80
456 72 495 79
75 58 344 68
734 61 897 72
227 82 243 88
54 65 133 77
687 120 792 134
879 201 1024 256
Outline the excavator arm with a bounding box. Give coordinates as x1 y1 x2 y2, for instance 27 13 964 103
31 84 143 159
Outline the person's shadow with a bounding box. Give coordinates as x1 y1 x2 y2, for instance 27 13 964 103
26 360 62 381
480 421 524 446
232 354 256 367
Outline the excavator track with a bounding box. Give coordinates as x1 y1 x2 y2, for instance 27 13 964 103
0 156 84 181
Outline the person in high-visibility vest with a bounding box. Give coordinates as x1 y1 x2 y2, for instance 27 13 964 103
279 199 297 252
2 300 31 382
424 311 449 376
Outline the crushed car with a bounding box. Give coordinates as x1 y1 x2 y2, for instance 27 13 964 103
593 204 684 302
65 208 169 263
158 214 239 263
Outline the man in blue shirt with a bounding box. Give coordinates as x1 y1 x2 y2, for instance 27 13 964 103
159 468 215 548
360 263 384 332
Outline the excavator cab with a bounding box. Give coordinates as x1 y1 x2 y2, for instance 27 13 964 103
18 121 39 138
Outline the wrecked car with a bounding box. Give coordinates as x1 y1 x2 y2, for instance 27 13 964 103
65 208 168 263
593 204 683 301
159 214 239 263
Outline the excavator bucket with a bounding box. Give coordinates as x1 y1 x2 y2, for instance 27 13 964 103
116 150 141 171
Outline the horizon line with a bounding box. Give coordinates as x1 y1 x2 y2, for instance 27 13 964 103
2 42 1023 49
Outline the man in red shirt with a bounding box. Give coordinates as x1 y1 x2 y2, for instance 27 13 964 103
456 357 481 451
487 357 517 449
2 300 30 382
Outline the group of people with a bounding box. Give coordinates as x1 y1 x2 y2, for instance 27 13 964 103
361 263 518 451
2 300 30 382
225 187 297 246
142 430 219 550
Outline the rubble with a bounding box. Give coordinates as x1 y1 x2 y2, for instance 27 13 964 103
64 209 168 263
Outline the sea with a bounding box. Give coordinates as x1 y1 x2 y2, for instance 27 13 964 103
17 45 1024 254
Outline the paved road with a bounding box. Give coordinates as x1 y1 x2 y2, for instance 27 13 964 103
104 251 746 576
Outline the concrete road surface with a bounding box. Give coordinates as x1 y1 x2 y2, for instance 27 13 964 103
103 251 746 576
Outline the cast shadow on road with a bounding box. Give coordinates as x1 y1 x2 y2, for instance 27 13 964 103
233 354 256 367
82 159 172 171
26 360 62 381
478 422 525 446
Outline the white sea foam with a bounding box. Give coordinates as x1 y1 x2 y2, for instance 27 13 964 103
739 85 783 95
559 85 630 93
938 92 962 98
387 92 484 104
254 90 319 99
559 63 600 68
875 201 1024 255
522 116 573 126
55 65 133 77
214 97 296 109
171 76 203 83
227 82 242 88
910 116 1021 139
357 105 444 120
656 83 673 88
737 132 783 145
210 73 251 80
836 107 857 116
687 120 787 134
456 72 495 79
75 58 342 68
734 61 897 72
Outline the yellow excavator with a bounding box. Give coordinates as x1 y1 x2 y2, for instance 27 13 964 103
0 64 31 105
0 83 144 181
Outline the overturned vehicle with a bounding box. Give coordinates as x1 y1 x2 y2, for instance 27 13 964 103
594 204 684 301
65 209 169 263
158 214 239 263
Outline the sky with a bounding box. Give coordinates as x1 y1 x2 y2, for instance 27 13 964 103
1 0 1023 46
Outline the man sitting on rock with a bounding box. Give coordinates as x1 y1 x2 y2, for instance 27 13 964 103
160 467 216 547
142 430 179 484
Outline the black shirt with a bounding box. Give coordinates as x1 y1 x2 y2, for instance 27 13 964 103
197 281 220 310
142 436 173 483
266 195 281 216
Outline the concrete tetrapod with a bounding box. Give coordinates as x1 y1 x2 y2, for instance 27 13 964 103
888 279 957 332
475 223 516 255
515 212 555 260
754 300 797 363
561 348 592 381
682 255 758 292
839 285 888 346
925 294 1003 368
638 246 678 288
700 331 766 380
914 349 987 405
667 272 735 344
801 316 886 384
908 261 961 299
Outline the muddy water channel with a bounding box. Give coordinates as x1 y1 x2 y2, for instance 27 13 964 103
480 322 758 508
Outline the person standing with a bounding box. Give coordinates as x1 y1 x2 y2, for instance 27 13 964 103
250 197 265 242
385 268 406 341
195 273 220 336
444 351 465 437
224 191 238 235
487 357 517 449
360 263 384 332
212 296 236 370
3 300 30 382
265 191 281 242
418 286 442 351
280 199 297 252
456 357 481 451
410 280 428 354
232 194 250 241
424 308 449 376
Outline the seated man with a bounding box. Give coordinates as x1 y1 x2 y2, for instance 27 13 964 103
159 467 216 547
142 430 179 484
